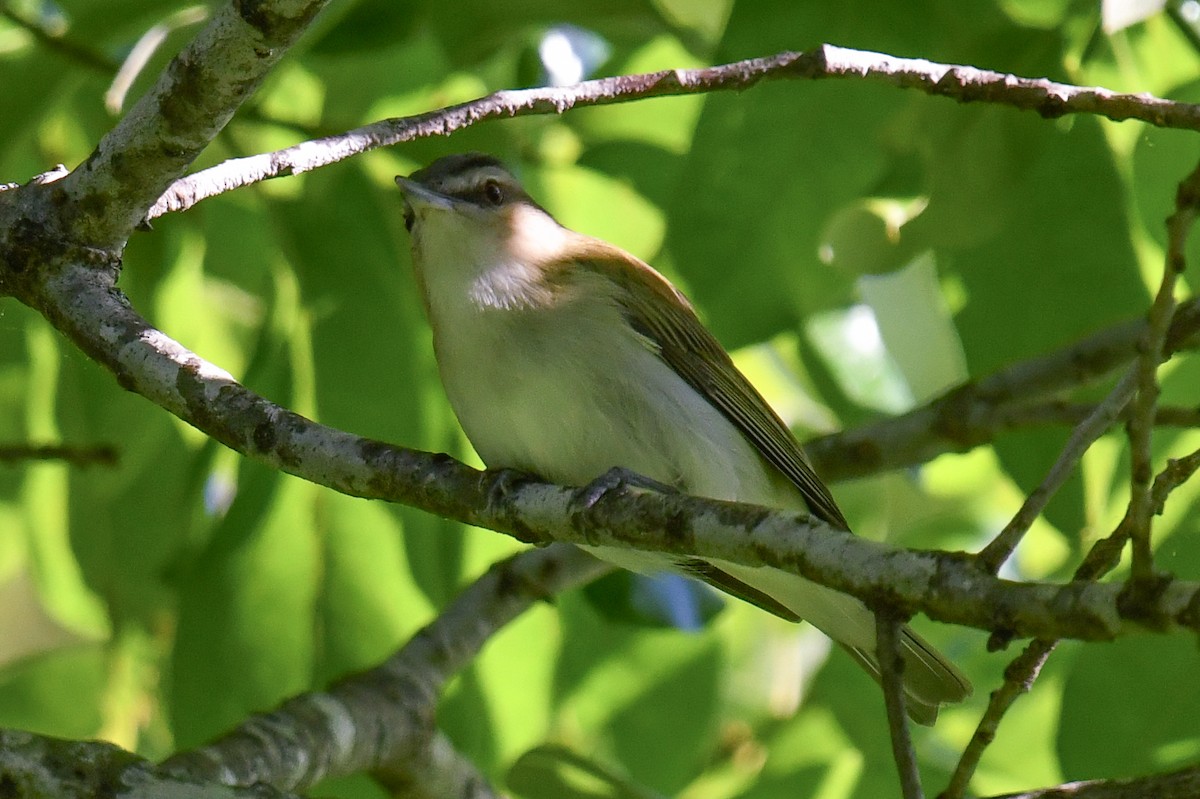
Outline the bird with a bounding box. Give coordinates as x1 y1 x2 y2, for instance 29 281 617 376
394 152 970 723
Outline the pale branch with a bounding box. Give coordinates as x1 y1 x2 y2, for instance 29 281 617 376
162 545 609 796
15 262 1200 645
143 44 1200 221
1127 162 1200 579
500 474 1199 643
0 729 302 799
370 733 498 799
982 765 1200 799
32 0 330 250
806 298 1200 482
876 613 923 799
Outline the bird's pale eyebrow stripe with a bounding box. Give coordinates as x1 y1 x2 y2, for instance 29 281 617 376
440 168 511 194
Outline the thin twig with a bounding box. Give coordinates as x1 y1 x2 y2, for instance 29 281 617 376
942 444 1200 797
0 3 118 73
940 640 1056 799
144 44 1200 221
981 763 1200 798
0 442 118 466
876 613 924 799
976 368 1139 574
1150 446 1200 514
806 298 1200 483
970 166 1200 577
991 400 1200 430
1126 162 1200 579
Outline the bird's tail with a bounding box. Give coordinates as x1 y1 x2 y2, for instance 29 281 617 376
703 558 972 724
840 628 972 725
580 545 971 723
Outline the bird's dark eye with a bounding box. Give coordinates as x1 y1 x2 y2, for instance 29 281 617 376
402 206 415 232
483 180 503 206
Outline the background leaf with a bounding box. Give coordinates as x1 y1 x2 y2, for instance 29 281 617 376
1 0 1199 796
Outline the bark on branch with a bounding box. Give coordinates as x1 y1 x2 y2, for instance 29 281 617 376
162 545 609 797
11 261 1200 648
3 10 1200 798
144 43 1200 220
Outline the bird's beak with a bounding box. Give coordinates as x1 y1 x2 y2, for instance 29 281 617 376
394 176 457 212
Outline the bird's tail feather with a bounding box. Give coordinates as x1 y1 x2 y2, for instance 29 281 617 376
578 546 971 723
706 559 971 724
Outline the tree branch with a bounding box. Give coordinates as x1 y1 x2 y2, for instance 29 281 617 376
0 729 302 798
807 298 1200 482
144 44 1200 221
876 613 923 799
940 640 1056 799
42 0 330 249
943 433 1200 797
1151 446 1200 512
162 545 609 795
976 367 1138 574
1126 161 1200 579
10 261 1200 646
982 765 1200 799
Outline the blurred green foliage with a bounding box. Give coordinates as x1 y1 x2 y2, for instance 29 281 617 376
1 0 1199 796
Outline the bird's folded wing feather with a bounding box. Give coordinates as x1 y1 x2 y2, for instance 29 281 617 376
571 241 849 532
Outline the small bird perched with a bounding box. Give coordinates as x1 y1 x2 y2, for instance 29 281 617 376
395 153 970 723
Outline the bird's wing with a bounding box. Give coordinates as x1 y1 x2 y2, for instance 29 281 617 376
570 239 850 531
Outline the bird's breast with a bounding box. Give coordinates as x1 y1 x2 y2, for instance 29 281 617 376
430 285 782 506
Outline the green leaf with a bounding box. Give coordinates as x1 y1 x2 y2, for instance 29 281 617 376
441 595 558 774
313 493 435 684
58 364 192 628
308 0 421 55
930 109 1144 536
508 744 666 799
1059 634 1200 779
576 142 684 218
583 571 726 630
0 644 106 739
1132 79 1200 263
668 76 886 346
858 252 969 404
422 0 666 67
23 328 109 638
535 161 666 261
552 592 721 793
740 707 859 799
169 467 319 748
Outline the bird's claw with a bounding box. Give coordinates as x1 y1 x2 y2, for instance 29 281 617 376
572 466 678 511
485 467 541 514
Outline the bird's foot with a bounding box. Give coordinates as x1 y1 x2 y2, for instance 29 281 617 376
572 466 678 511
